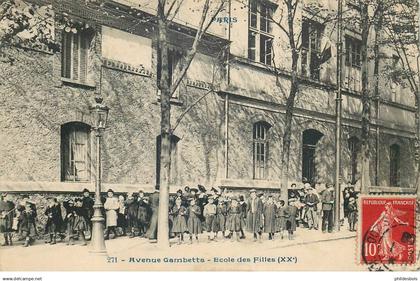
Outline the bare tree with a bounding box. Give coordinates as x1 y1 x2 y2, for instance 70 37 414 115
0 0 57 62
354 0 418 193
379 0 419 192
240 0 335 201
156 0 227 247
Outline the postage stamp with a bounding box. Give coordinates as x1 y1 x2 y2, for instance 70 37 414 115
359 196 416 265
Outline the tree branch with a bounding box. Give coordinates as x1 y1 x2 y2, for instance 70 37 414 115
168 0 226 97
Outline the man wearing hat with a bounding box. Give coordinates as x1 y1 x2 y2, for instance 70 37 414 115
304 187 319 230
321 183 335 233
246 189 264 241
81 188 94 235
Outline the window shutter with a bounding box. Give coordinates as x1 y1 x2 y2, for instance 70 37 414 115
62 124 90 182
68 130 76 181
62 128 71 181
79 33 89 83
74 129 88 181
62 32 72 79
72 33 80 81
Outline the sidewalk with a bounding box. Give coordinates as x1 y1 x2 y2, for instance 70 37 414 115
0 228 357 271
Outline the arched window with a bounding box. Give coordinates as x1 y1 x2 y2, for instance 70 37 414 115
348 136 360 185
61 122 91 182
156 134 180 188
253 121 271 179
390 144 400 186
302 129 324 184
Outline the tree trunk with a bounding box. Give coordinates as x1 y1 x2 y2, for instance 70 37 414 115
416 95 420 197
280 72 299 202
157 16 171 248
360 3 371 194
279 0 299 203
373 3 383 187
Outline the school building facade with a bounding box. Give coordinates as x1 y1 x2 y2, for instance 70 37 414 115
0 0 417 195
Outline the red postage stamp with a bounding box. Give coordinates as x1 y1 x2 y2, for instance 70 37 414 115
359 196 416 265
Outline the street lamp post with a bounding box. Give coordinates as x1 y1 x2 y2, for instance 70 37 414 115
89 95 109 254
334 0 344 232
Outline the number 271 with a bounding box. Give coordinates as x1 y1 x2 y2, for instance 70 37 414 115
107 257 118 263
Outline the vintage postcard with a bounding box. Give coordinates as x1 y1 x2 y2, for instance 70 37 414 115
0 0 419 272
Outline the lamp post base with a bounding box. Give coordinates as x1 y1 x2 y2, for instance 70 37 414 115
90 203 107 255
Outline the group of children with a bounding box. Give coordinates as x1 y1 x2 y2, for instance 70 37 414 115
289 182 359 232
168 187 301 244
0 190 94 248
0 183 359 248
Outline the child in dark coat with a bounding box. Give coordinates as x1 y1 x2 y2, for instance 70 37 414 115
347 197 358 232
63 199 76 245
187 198 202 244
125 193 139 238
238 195 247 239
285 198 298 240
275 200 287 239
44 197 63 245
226 197 243 242
72 198 88 246
215 199 227 239
18 202 37 247
0 194 15 246
137 196 151 237
263 195 277 240
172 197 188 244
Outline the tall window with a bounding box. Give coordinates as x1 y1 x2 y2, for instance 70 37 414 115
61 122 91 182
248 0 275 65
348 137 360 184
344 36 362 91
253 121 271 179
61 29 93 83
390 144 400 186
156 134 180 188
301 20 324 80
157 48 182 99
345 36 361 68
302 129 324 185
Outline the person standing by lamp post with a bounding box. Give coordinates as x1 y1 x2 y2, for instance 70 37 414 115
89 95 109 254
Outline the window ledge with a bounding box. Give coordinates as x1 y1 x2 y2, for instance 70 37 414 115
61 77 96 89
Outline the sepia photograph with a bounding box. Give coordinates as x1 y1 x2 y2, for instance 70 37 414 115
0 0 419 273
